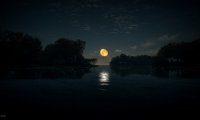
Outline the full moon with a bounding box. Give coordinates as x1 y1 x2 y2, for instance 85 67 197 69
100 49 108 57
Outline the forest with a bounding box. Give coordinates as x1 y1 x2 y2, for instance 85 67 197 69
110 39 200 77
1 30 200 78
0 31 96 78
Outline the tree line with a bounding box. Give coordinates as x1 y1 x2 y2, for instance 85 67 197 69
154 39 200 69
110 54 153 67
110 38 200 77
0 31 96 70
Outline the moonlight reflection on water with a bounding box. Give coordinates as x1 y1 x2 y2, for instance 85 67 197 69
99 71 110 87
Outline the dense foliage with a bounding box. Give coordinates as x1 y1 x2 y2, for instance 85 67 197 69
110 39 200 77
0 31 96 69
155 39 200 68
0 31 42 68
110 54 153 67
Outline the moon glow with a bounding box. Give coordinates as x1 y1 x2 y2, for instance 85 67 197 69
100 49 108 57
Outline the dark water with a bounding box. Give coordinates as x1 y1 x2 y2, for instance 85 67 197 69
1 66 200 119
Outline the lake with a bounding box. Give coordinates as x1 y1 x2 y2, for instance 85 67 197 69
1 66 200 119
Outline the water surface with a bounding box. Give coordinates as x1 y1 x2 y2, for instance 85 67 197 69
1 66 200 118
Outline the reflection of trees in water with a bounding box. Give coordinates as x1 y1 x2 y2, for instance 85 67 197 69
111 65 152 77
0 67 91 79
111 65 200 78
154 68 200 78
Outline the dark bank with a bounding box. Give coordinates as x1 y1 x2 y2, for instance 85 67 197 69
1 66 200 119
1 31 200 119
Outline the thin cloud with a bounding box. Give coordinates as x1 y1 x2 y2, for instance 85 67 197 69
129 34 180 56
115 49 122 53
81 25 91 31
158 34 179 42
130 45 138 50
141 41 155 49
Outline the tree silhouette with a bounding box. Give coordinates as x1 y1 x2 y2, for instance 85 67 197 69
154 39 200 69
0 31 96 78
110 54 153 68
0 31 42 68
42 38 89 67
110 54 153 76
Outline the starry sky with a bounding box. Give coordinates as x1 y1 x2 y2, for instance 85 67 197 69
1 0 200 65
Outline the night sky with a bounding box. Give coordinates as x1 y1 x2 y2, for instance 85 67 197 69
1 0 200 65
